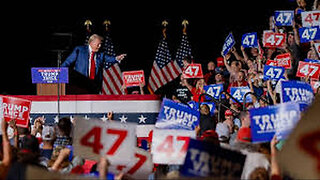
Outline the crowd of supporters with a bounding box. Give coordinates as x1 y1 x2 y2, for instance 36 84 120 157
0 0 320 179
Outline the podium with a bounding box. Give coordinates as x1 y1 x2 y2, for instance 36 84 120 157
36 83 65 96
31 67 68 96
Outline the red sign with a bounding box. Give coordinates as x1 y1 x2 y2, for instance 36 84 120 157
1 96 31 128
275 53 292 69
266 59 278 66
122 70 145 87
183 64 203 79
216 57 225 67
263 31 286 48
310 80 320 93
296 61 320 79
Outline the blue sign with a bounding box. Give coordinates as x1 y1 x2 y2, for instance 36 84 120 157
203 84 224 100
263 65 285 81
31 67 69 84
241 32 258 48
250 102 300 143
155 98 200 131
222 33 235 56
274 11 294 26
180 138 246 178
304 58 320 64
187 101 215 116
281 80 314 111
299 26 320 43
230 86 252 103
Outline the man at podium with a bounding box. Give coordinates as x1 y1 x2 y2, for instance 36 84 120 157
61 34 126 94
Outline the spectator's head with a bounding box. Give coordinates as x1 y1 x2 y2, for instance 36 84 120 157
250 47 259 56
182 55 192 68
296 0 306 8
195 78 205 89
57 117 72 137
88 34 103 52
287 31 295 45
215 122 230 143
237 127 252 143
230 60 241 72
224 109 234 122
239 111 250 128
17 127 30 136
215 69 224 83
307 47 318 60
236 70 246 82
207 61 215 72
249 167 269 180
18 135 40 164
42 126 55 144
200 104 210 116
258 95 268 108
200 130 220 146
247 59 255 70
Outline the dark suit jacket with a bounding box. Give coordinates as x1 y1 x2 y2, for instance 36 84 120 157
61 45 117 79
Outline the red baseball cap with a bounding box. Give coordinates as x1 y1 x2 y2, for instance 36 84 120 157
237 127 252 143
225 109 233 116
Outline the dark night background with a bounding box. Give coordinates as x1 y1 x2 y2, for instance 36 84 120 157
1 0 306 95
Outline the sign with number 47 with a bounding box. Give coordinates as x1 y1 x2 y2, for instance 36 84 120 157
73 117 137 164
183 64 203 79
296 61 320 79
151 129 195 165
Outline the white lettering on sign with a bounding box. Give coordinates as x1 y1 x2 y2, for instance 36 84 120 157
163 106 198 128
41 72 59 82
189 149 210 176
125 74 143 83
252 110 298 133
283 88 313 103
2 103 29 120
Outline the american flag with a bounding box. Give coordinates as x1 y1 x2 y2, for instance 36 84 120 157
148 37 182 94
175 32 193 68
101 31 123 95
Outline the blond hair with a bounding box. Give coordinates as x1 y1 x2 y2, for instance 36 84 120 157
88 34 103 44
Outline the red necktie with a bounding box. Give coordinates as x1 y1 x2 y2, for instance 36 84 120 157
89 52 95 80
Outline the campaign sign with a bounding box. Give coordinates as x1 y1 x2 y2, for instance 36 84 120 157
151 129 196 164
122 70 145 87
263 65 285 81
0 96 31 128
222 32 235 56
263 31 286 48
310 80 320 93
203 84 224 100
299 26 320 43
301 10 320 27
266 59 278 66
183 64 203 79
187 101 216 116
155 98 199 131
73 117 136 164
304 58 320 64
314 43 320 58
109 147 153 179
230 86 252 103
241 32 258 48
250 102 301 142
296 61 320 79
275 53 292 69
274 10 294 26
280 80 314 111
31 67 68 84
180 138 246 178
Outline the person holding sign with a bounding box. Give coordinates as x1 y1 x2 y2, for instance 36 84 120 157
62 34 126 94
